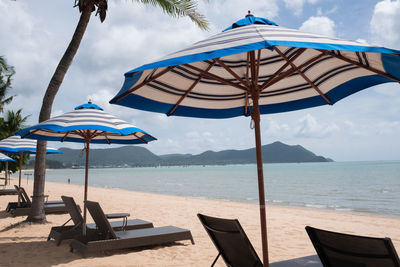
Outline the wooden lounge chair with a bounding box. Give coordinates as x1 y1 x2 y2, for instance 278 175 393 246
6 185 68 217
6 185 63 211
70 200 194 254
0 188 18 196
197 213 263 267
48 196 154 245
306 226 400 267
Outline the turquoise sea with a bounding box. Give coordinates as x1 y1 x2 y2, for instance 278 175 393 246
30 161 400 217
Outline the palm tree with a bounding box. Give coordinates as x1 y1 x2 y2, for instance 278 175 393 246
30 0 208 222
0 109 30 184
0 56 15 113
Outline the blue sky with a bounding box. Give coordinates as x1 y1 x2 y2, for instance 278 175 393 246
1 0 400 161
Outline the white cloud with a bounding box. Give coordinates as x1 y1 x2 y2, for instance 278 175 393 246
299 16 336 37
284 0 320 17
370 0 400 48
294 114 339 138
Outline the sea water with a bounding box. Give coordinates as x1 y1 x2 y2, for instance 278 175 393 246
29 161 400 217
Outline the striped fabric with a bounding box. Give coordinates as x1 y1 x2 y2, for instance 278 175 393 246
0 136 61 154
15 103 156 144
110 17 400 118
0 152 15 162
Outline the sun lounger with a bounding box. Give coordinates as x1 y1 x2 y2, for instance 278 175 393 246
48 196 154 245
270 255 322 267
197 213 263 267
69 200 194 254
6 185 63 211
0 188 18 196
6 185 68 217
306 226 400 267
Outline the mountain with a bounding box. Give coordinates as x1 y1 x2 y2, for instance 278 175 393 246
46 141 332 168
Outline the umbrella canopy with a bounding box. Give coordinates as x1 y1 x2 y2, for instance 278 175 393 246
16 101 156 230
0 136 61 195
0 152 15 162
109 13 400 266
0 152 15 186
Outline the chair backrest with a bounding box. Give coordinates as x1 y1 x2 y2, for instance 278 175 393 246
61 196 83 226
85 200 117 239
18 186 32 204
197 213 263 267
306 226 400 267
14 185 29 204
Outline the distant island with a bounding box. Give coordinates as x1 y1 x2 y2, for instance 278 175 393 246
29 141 333 169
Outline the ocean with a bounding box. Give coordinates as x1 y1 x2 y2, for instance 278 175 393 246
24 161 400 217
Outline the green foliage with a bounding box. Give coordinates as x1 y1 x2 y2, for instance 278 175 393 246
0 109 29 139
74 0 209 29
0 56 15 113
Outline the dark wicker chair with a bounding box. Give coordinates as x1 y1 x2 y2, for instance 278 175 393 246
6 185 68 217
306 226 400 267
69 200 194 254
197 213 263 267
47 195 154 245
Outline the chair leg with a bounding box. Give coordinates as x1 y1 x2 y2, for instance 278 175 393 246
211 252 221 267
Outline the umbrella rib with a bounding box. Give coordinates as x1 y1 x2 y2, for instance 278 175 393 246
319 50 400 83
184 64 248 91
214 58 250 89
133 133 147 144
275 47 331 104
115 66 176 102
168 60 217 116
255 49 261 86
61 132 70 142
22 129 40 138
259 48 307 91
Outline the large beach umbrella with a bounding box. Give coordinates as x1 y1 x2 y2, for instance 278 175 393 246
15 101 156 227
109 13 400 266
0 152 15 185
0 136 61 203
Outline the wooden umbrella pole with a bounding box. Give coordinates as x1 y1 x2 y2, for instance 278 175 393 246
18 151 23 205
252 95 270 267
5 161 8 186
83 138 90 235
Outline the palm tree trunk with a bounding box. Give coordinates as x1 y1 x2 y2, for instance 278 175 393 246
27 1 95 222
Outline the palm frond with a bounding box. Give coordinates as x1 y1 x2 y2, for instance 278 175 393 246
135 0 209 30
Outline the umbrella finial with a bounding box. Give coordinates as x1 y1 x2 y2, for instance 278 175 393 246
88 99 92 104
246 10 253 17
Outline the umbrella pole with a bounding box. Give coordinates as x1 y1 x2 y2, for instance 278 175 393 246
5 162 8 186
83 139 90 236
18 151 23 205
252 97 270 267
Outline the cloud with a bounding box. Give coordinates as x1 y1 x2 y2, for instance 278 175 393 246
299 16 336 37
284 0 320 17
294 114 339 138
370 0 400 48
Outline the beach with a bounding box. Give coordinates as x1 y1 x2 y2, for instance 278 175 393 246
1 179 400 267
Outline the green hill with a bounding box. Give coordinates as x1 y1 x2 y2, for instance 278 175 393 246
45 141 332 168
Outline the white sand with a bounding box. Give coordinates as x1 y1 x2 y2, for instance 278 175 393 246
1 179 399 266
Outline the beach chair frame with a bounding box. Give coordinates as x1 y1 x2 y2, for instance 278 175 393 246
47 196 154 245
306 226 400 267
197 213 263 267
70 200 194 254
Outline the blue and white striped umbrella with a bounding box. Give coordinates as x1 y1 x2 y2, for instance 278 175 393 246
0 153 14 186
0 135 61 200
0 152 15 162
109 13 400 266
16 102 156 226
16 102 156 144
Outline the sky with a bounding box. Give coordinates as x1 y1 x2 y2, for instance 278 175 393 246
1 0 400 161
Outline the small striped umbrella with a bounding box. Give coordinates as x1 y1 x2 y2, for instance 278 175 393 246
110 12 400 266
0 152 15 186
0 136 61 203
16 101 156 227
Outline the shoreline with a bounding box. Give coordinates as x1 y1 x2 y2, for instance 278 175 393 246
17 176 400 220
1 180 399 266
